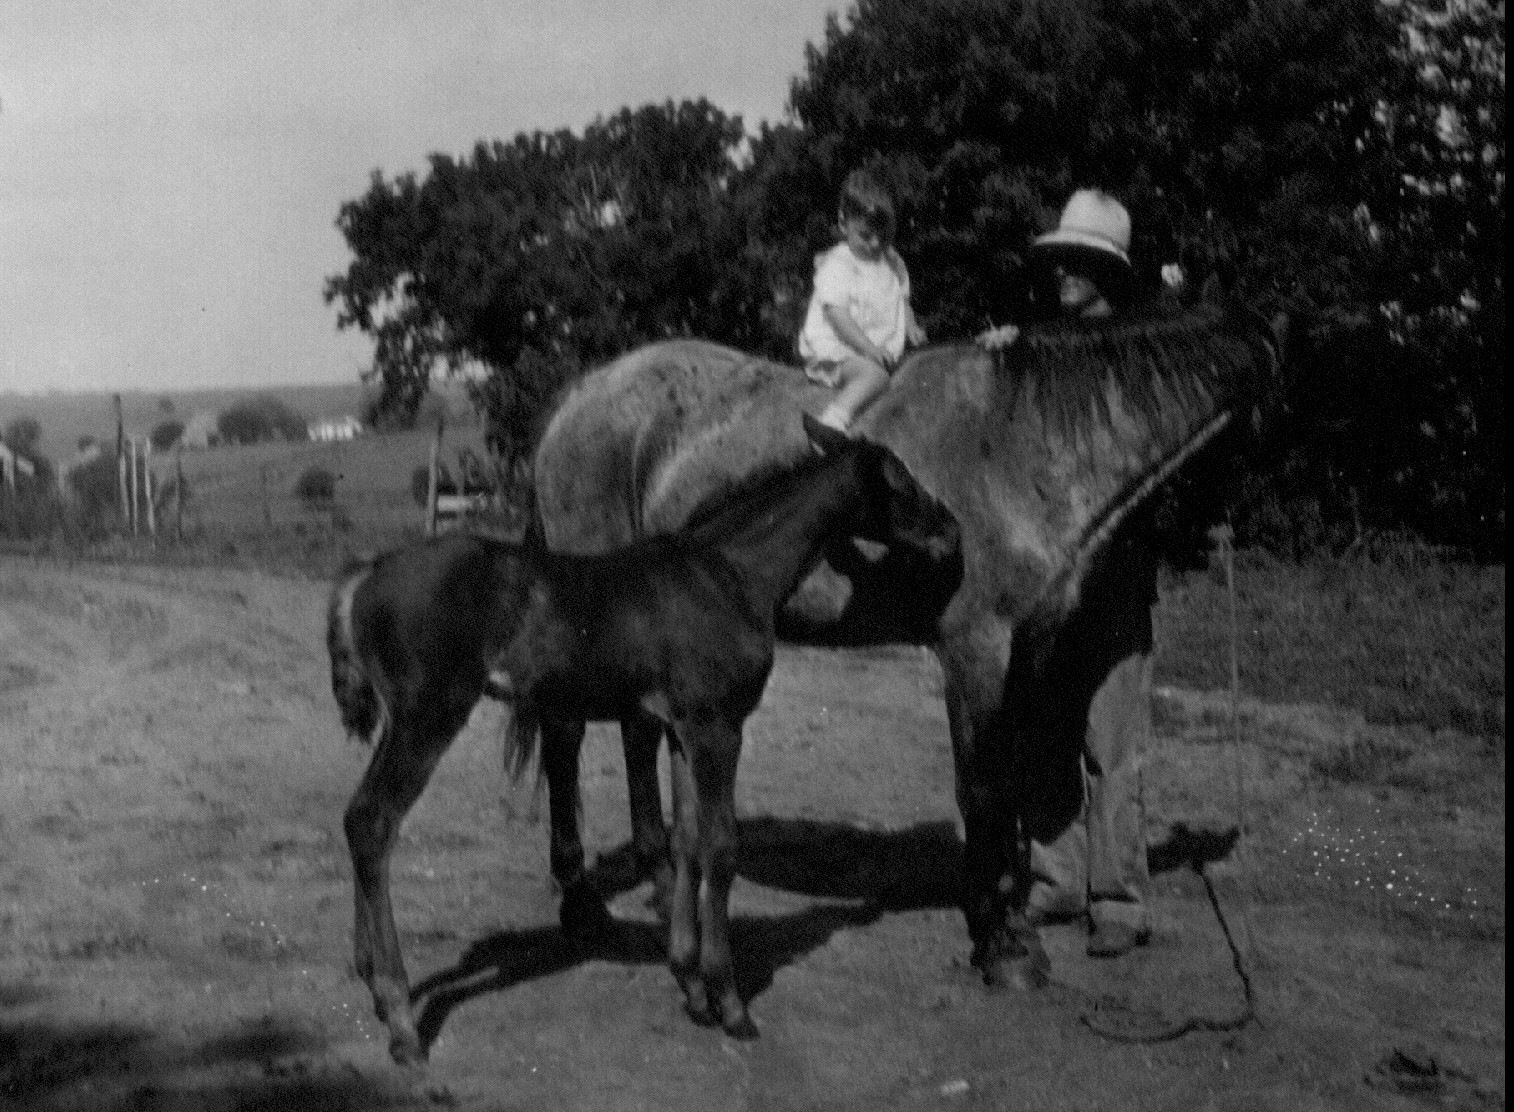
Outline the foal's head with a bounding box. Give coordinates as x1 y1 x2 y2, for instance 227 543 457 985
804 415 962 572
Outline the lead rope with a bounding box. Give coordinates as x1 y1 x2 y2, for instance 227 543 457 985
1081 524 1257 1043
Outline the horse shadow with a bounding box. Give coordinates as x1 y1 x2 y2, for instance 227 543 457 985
408 818 1239 1054
410 817 963 1054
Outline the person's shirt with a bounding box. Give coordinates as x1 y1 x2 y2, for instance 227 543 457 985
798 242 912 364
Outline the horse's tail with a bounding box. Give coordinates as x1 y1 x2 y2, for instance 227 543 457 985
327 558 384 744
501 699 541 783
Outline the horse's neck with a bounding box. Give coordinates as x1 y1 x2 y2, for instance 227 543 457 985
706 458 859 619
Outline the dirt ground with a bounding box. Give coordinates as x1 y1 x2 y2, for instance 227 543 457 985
1 554 1504 1111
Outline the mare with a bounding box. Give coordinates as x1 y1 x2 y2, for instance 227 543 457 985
327 416 959 1063
533 301 1286 989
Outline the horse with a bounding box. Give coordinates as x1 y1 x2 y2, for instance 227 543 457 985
532 301 1286 989
328 416 960 1063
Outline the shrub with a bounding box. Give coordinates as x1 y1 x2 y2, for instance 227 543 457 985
218 396 309 445
150 420 185 451
66 453 123 536
295 466 339 508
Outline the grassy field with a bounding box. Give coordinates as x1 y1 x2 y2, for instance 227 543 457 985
1155 546 1505 739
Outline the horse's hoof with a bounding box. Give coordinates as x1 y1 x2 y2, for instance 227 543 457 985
721 1012 759 1040
388 1030 427 1068
560 883 615 941
979 951 1050 992
972 929 1050 992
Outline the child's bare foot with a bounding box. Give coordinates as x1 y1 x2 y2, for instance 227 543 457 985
818 407 850 433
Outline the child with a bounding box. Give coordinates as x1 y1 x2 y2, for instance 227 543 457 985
798 170 926 432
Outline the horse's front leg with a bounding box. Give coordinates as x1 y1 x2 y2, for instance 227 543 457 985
540 717 613 939
940 614 1048 991
621 712 672 915
344 695 469 1064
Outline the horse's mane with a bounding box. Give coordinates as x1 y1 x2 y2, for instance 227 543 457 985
993 304 1278 444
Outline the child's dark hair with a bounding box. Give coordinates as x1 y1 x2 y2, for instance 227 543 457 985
838 169 896 242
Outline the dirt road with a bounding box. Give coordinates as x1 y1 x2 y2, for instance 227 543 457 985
1 555 1503 1110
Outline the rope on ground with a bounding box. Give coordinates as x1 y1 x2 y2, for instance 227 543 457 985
1080 524 1259 1044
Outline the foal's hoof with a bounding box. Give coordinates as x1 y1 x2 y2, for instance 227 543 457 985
721 1012 759 1041
560 883 615 942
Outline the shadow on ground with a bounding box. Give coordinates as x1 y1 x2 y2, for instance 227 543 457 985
412 817 964 1055
0 1015 421 1112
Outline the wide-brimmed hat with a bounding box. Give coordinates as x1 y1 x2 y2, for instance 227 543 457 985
1027 189 1135 308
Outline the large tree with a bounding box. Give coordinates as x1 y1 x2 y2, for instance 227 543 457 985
325 99 761 478
737 0 1499 552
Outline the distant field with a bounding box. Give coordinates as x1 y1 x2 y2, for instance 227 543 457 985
0 381 376 464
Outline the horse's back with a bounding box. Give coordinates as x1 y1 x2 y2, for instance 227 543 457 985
535 340 832 552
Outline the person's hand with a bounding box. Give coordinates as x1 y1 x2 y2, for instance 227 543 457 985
976 323 1020 350
907 320 928 347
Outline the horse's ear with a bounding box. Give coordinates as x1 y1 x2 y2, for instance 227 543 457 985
803 413 851 456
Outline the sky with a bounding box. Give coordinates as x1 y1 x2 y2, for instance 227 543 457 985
1 1 843 394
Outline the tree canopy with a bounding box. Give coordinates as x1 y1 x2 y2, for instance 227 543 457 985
327 0 1504 554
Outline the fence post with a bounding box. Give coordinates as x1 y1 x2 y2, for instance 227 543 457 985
144 439 157 539
425 414 444 537
129 438 141 535
174 446 185 542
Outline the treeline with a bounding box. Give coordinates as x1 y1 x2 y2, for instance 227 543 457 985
326 0 1504 558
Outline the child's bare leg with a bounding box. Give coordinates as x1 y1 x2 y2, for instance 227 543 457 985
819 355 890 431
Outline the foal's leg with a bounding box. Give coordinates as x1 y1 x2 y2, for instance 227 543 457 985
621 712 672 914
666 731 708 1024
540 717 612 938
686 714 752 1036
344 691 473 1064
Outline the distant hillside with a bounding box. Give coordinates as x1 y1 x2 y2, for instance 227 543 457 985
0 380 479 464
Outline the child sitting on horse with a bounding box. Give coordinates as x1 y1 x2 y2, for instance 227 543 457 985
799 169 926 432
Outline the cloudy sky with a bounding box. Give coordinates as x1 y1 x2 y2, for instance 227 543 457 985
1 1 841 393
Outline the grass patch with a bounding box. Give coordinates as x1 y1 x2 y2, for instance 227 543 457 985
1156 545 1505 738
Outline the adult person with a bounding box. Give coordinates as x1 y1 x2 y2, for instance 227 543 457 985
981 188 1155 957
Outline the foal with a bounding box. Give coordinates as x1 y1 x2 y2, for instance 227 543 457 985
327 417 958 1063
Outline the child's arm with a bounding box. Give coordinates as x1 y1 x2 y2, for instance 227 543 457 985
823 304 896 368
905 301 927 347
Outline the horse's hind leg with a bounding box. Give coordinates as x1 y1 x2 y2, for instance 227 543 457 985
621 712 672 915
344 694 470 1065
540 717 612 939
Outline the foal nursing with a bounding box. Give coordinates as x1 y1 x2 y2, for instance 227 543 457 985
327 416 958 1063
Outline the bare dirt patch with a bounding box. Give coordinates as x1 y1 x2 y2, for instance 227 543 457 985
1 555 1503 1110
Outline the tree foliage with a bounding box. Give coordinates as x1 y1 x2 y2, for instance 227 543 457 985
326 99 763 477
328 0 1503 553
4 416 42 456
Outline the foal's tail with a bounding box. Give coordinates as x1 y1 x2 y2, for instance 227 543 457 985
327 558 384 744
501 701 541 783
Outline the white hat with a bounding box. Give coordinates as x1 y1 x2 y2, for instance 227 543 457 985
1028 189 1135 305
1033 189 1132 261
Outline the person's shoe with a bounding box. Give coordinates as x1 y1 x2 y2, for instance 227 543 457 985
1086 920 1151 958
